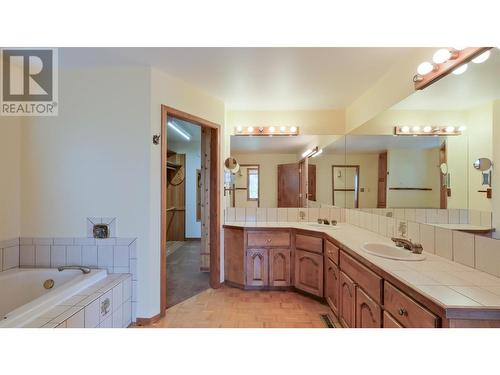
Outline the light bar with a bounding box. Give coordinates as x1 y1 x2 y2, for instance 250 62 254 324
235 126 299 136
394 125 465 136
168 121 191 141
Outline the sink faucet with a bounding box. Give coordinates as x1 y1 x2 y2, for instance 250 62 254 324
317 218 330 225
58 266 91 274
391 237 424 254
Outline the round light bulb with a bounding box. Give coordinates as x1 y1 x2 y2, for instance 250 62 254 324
433 49 452 64
247 126 254 133
452 64 468 75
453 46 467 51
269 126 275 133
423 126 432 133
445 126 455 133
236 126 243 133
279 126 286 133
472 50 491 64
290 126 297 133
417 61 434 75
412 126 421 132
401 126 410 133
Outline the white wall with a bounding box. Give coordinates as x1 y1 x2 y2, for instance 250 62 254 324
0 116 21 240
168 141 201 238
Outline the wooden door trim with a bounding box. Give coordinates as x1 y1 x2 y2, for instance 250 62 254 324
332 165 360 208
160 105 221 317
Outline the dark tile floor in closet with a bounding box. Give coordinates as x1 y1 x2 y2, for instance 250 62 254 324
167 240 210 308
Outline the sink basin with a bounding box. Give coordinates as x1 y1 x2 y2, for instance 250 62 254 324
362 242 426 261
307 223 339 229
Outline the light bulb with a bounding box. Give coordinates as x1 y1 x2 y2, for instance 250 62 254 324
472 50 491 64
279 126 286 133
412 126 421 132
236 126 243 133
301 149 312 158
290 126 297 133
312 149 323 158
401 126 410 133
269 126 275 133
423 126 432 133
417 61 435 75
452 64 468 75
433 49 452 64
445 126 455 133
247 126 254 133
458 126 467 132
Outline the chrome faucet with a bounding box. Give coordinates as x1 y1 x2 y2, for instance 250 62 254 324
317 218 330 225
58 266 91 274
391 237 424 254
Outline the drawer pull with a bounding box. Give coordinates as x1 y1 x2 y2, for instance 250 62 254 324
398 308 408 317
266 239 272 243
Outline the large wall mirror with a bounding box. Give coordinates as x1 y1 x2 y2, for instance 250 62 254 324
348 47 499 235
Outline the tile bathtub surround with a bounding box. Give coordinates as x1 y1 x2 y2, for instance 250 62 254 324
0 238 20 272
22 274 133 328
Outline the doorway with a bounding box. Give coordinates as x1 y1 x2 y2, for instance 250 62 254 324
332 165 360 208
160 106 221 316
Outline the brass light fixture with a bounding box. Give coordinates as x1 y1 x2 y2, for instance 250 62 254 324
234 125 299 136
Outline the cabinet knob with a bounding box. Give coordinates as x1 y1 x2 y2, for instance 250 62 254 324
266 239 272 243
398 308 408 317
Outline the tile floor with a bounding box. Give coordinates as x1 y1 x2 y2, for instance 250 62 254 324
146 286 337 328
167 240 210 308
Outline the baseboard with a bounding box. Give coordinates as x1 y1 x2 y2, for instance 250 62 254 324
135 313 162 326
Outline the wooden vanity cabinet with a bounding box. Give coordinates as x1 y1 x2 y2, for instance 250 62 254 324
294 249 324 297
246 248 269 286
356 287 381 328
325 258 340 315
383 311 403 328
339 271 356 328
269 248 291 287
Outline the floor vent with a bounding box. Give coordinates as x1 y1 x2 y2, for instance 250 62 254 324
320 314 336 328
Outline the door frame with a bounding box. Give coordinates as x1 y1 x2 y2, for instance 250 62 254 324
332 165 360 208
160 105 221 317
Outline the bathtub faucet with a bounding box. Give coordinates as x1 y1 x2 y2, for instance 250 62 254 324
58 266 91 274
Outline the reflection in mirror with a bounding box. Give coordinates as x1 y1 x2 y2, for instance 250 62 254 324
229 134 345 208
348 47 499 236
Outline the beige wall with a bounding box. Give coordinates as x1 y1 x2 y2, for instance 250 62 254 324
0 116 21 240
492 100 500 232
233 153 298 207
226 109 346 135
387 148 440 208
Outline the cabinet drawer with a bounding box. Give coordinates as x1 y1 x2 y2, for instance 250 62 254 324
384 282 438 328
383 311 403 328
247 231 290 248
325 240 339 264
296 234 323 254
340 251 382 303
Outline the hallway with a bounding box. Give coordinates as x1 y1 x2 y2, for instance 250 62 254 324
167 240 210 308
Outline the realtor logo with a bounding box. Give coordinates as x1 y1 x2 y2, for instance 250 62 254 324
1 48 58 116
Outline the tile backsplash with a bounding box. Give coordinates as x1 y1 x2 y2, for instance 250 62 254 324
225 207 345 224
0 238 20 272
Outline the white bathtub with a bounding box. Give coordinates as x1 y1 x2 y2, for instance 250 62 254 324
0 268 106 328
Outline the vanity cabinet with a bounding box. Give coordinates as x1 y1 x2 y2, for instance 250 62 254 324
294 249 323 297
383 311 403 328
356 287 381 328
269 248 291 287
325 258 340 315
339 271 356 328
246 248 269 286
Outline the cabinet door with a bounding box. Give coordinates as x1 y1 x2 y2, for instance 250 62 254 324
339 271 356 328
325 258 340 316
355 287 381 328
383 311 403 328
269 248 291 287
246 249 268 286
294 249 323 297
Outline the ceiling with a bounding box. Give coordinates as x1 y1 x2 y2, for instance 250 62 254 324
167 117 201 145
230 135 320 154
59 47 416 110
393 48 500 111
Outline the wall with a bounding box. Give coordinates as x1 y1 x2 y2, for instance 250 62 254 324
168 141 202 238
226 109 346 135
491 100 500 234
0 116 21 241
232 153 298 207
387 148 440 208
149 68 226 318
446 135 468 209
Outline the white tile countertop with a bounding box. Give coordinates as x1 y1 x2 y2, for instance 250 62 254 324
224 222 500 312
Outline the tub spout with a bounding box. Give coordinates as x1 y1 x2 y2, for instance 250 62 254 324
58 266 91 274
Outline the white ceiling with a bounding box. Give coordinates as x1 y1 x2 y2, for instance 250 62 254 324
393 48 500 111
230 135 320 154
59 47 416 110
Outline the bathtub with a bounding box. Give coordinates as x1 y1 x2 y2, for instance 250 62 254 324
0 268 106 328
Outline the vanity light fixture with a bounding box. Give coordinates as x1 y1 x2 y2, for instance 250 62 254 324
413 47 492 90
234 125 299 136
301 146 320 158
312 148 323 157
394 125 464 136
167 121 191 141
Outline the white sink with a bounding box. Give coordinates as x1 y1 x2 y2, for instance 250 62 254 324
362 242 426 261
